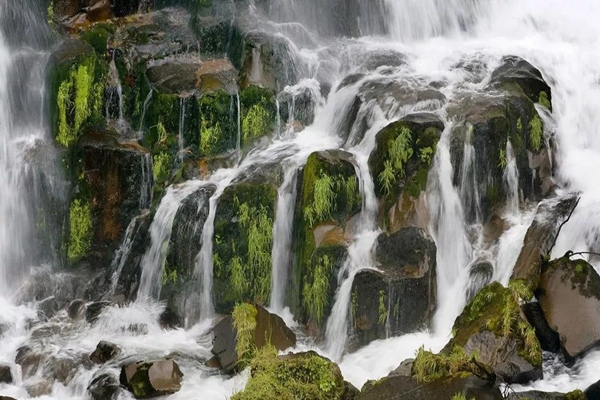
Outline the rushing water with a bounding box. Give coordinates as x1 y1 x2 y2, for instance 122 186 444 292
2 0 600 398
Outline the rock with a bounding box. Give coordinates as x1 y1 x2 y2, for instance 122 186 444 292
25 378 53 397
146 63 200 96
88 373 122 400
369 113 443 216
358 375 503 400
522 302 561 353
233 349 346 399
0 396 17 400
0 364 12 384
489 56 552 108
512 195 579 285
343 381 360 400
465 261 494 302
388 358 414 377
158 307 182 330
120 359 183 398
67 299 87 320
507 391 570 399
211 304 296 373
585 381 600 399
15 345 42 378
86 301 112 324
538 256 600 357
444 282 543 384
90 341 121 364
351 227 437 347
278 83 321 127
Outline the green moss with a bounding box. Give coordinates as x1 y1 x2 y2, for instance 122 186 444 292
516 118 523 132
302 254 334 323
47 0 54 26
232 303 258 366
451 393 474 400
412 346 493 383
240 86 276 146
243 104 271 141
80 24 113 55
378 290 388 325
499 147 507 169
529 114 543 152
538 91 551 109
232 347 344 400
564 390 586 400
68 199 92 263
152 152 172 183
198 91 237 156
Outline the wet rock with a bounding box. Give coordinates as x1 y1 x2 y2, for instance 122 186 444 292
86 301 112 324
158 307 182 330
278 84 321 127
511 195 579 285
146 62 200 95
120 359 184 398
352 227 437 347
585 380 600 399
25 378 53 398
388 358 414 377
67 299 87 320
507 391 569 400
522 302 561 353
343 381 360 400
538 256 600 357
465 261 494 302
88 372 122 400
0 364 12 384
15 345 42 378
90 341 121 364
0 396 17 400
489 55 552 108
358 375 502 400
211 304 296 372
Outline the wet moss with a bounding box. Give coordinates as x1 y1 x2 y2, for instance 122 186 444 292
198 90 237 156
412 345 493 383
240 86 277 146
67 198 92 263
232 303 258 367
80 23 116 55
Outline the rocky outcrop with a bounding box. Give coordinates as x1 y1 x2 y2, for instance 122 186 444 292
538 256 600 357
291 150 361 326
211 304 296 372
511 195 579 285
351 227 436 347
90 341 121 364
358 375 502 400
120 359 183 398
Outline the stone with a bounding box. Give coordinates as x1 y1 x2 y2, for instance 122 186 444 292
0 364 12 384
512 195 579 285
507 391 568 399
358 375 503 400
538 256 600 357
211 305 296 373
120 359 183 398
489 56 552 107
351 227 436 347
465 261 494 302
86 301 112 324
522 302 561 353
585 380 600 399
88 373 122 400
388 358 414 377
67 299 87 320
90 341 121 364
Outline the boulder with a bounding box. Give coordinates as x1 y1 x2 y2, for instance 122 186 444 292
232 349 346 400
512 195 579 285
522 302 561 353
507 391 574 400
90 341 121 364
358 375 502 400
585 381 600 399
538 256 600 357
86 301 112 324
211 304 296 372
120 359 183 398
489 56 552 108
0 364 12 384
442 282 543 384
351 228 437 347
88 373 122 400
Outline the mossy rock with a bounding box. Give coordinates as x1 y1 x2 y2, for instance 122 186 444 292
212 182 278 313
443 281 542 384
290 150 361 323
369 113 443 214
240 85 277 147
198 89 239 157
232 348 345 400
80 23 116 55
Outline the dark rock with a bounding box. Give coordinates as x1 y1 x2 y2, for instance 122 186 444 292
146 63 200 95
0 396 17 400
512 195 579 285
388 358 414 377
86 301 112 324
507 391 568 400
358 375 503 400
67 299 86 320
120 359 183 398
538 256 600 357
205 356 221 369
158 308 182 330
352 228 436 347
489 56 552 107
465 261 494 302
522 302 561 353
88 373 122 400
0 364 12 384
585 380 600 399
211 305 296 373
15 345 42 378
278 85 320 128
90 341 121 364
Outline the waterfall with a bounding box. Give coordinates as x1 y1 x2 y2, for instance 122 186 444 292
178 98 186 152
459 124 481 223
138 181 205 300
503 140 520 215
269 166 299 312
107 214 144 297
139 153 153 210
138 89 153 136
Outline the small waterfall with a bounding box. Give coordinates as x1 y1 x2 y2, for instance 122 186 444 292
460 125 481 223
107 214 143 297
236 92 241 155
269 166 299 312
138 89 153 136
178 98 186 153
428 123 473 333
139 153 153 210
107 53 125 129
137 181 205 300
503 140 520 215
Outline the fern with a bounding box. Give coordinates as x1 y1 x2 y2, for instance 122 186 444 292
378 160 396 195
529 114 543 152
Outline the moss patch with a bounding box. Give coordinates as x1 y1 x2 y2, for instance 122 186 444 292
67 198 93 263
232 303 258 367
240 86 277 146
412 345 493 383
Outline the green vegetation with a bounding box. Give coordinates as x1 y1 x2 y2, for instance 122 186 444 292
516 117 523 132
242 104 271 141
152 152 172 183
302 254 334 323
232 346 344 400
378 127 413 194
80 24 115 55
564 390 586 400
378 290 387 325
197 91 236 156
200 119 222 155
232 303 258 366
240 86 277 146
162 267 178 285
47 1 54 26
68 199 92 262
451 393 474 400
304 172 360 227
412 346 493 383
538 91 551 109
529 114 543 152
499 147 507 169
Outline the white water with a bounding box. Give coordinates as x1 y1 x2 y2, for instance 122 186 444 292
139 153 152 210
504 141 520 215
177 98 186 153
138 89 153 136
107 213 145 298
